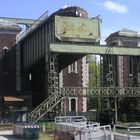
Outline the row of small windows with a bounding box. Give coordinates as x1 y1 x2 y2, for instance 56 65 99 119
68 62 78 73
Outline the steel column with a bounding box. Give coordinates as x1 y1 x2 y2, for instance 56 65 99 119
48 54 59 96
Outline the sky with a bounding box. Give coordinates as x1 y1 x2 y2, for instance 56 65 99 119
0 0 139 44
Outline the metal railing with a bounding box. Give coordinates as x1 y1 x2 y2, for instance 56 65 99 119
28 91 63 123
114 125 140 140
60 87 140 97
55 116 112 140
28 87 140 123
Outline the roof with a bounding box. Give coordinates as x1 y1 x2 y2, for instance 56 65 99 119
106 28 140 42
118 28 140 37
0 20 21 31
4 96 24 102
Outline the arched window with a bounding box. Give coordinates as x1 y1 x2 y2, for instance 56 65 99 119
71 98 76 111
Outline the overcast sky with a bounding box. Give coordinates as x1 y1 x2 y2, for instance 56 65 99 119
0 0 139 44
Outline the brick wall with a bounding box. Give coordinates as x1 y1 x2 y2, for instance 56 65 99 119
0 32 20 91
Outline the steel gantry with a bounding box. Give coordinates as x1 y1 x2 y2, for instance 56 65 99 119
28 42 140 123
50 43 140 56
15 10 140 123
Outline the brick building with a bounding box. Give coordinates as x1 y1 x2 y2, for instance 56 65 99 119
105 29 140 87
101 29 140 122
0 19 89 120
59 57 89 115
0 21 21 90
0 21 31 122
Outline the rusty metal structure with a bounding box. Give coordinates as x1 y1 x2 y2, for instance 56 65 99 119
1 6 140 123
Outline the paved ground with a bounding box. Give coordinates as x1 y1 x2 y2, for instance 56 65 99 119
0 130 53 140
0 135 27 140
0 131 27 140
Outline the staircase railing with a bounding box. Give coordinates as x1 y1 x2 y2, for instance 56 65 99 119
28 91 63 123
28 87 140 123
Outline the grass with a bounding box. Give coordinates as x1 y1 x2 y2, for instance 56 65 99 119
37 121 55 130
115 121 140 137
117 121 140 127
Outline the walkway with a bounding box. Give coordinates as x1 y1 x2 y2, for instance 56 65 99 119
0 131 26 140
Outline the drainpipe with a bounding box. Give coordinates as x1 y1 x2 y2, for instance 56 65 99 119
114 97 118 123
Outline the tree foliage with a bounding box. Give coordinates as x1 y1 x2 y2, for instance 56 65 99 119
87 55 100 110
88 55 100 87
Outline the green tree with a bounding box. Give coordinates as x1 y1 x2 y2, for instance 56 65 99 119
87 55 100 111
88 55 100 87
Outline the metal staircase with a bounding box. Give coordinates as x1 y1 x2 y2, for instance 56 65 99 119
28 86 140 123
28 91 63 123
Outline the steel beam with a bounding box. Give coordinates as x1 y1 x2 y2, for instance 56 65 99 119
60 87 140 97
50 43 140 56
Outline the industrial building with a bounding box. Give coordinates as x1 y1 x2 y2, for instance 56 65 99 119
104 29 140 87
0 21 32 122
0 21 21 90
0 6 140 124
101 29 140 122
0 6 90 122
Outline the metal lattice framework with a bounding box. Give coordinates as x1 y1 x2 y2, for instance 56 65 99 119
28 91 63 123
60 87 140 97
101 55 117 110
29 54 61 123
15 14 140 123
48 54 59 96
28 53 140 123
28 86 140 123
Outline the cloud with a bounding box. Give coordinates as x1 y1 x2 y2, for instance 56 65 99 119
103 0 128 14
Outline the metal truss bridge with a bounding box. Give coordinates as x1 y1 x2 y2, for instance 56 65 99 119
60 87 140 97
29 87 140 123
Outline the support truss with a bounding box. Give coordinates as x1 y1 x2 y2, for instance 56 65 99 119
48 54 59 96
60 87 140 97
28 91 63 123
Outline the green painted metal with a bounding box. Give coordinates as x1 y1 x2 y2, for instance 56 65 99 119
0 17 36 26
50 43 140 56
55 16 100 43
28 91 63 123
61 87 140 97
28 86 140 123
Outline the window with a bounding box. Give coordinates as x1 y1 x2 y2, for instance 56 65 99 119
71 99 76 111
68 62 78 73
123 41 137 48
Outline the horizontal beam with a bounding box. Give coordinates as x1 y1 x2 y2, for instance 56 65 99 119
60 87 140 97
0 17 36 26
50 43 140 56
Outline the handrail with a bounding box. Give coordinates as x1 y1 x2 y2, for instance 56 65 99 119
114 125 140 138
